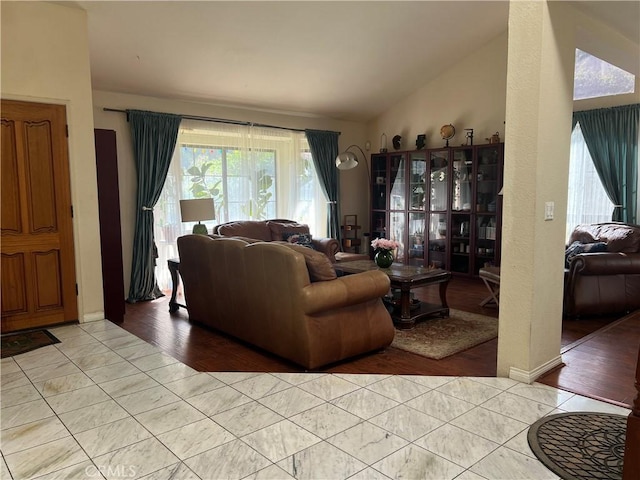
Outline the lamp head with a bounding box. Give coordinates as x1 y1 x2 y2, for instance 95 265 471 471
335 151 359 170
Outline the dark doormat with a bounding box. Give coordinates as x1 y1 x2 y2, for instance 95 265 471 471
528 412 627 480
1 330 61 358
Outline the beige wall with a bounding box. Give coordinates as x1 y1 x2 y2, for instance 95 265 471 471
367 31 509 164
1 1 104 322
363 31 509 236
92 90 366 295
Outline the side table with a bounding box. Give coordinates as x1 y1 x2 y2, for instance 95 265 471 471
167 258 186 313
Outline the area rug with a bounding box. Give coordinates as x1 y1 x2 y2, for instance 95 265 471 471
390 309 498 360
1 329 61 358
527 412 626 480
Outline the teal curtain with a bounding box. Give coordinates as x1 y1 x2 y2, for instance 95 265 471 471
127 110 182 302
305 130 341 243
573 104 639 223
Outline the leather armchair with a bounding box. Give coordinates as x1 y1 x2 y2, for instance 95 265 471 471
564 223 640 316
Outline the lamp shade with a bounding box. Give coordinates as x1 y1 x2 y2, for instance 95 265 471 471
336 151 359 170
179 198 215 223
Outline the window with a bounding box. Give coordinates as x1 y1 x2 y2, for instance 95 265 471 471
154 120 327 291
179 145 277 221
573 48 635 101
566 122 614 240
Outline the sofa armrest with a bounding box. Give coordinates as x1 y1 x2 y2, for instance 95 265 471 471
311 237 340 263
300 270 390 315
569 252 640 276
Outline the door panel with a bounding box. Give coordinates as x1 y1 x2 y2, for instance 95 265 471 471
1 100 77 332
26 121 58 232
34 250 63 310
1 253 28 314
1 121 22 234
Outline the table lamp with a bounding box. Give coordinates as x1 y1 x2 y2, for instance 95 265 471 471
179 198 215 235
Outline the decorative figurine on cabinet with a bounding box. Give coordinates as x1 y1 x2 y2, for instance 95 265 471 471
440 124 455 147
464 129 474 146
392 135 402 150
486 132 501 144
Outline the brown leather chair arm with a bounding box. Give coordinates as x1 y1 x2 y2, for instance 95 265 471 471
570 252 640 276
312 237 340 263
300 270 390 315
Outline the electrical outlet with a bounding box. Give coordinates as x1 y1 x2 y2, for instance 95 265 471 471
545 201 554 221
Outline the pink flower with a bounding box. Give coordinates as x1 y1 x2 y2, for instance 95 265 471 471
371 237 400 251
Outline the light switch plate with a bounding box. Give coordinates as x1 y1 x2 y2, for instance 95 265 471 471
545 201 554 221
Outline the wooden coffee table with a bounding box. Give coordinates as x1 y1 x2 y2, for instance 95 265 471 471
333 260 451 329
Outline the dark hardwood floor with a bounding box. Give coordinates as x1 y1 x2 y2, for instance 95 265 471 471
120 275 638 408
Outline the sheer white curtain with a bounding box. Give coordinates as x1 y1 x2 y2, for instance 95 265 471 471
154 120 326 292
566 122 614 240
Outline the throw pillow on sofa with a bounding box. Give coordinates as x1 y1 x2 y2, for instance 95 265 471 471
274 242 337 282
267 221 310 241
284 232 314 249
564 241 608 268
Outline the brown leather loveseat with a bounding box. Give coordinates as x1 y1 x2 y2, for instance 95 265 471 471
564 222 640 316
177 235 394 369
212 219 340 263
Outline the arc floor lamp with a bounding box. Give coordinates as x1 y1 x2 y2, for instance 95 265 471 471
335 144 370 182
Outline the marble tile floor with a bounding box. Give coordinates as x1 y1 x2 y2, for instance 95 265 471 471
0 320 630 480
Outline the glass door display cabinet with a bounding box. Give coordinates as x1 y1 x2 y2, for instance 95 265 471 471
368 143 503 274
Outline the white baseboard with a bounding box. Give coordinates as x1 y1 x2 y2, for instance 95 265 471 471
82 311 105 323
509 355 563 384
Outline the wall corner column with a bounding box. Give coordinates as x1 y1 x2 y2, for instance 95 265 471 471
497 1 575 381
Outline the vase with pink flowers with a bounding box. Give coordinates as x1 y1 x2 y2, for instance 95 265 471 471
371 237 399 268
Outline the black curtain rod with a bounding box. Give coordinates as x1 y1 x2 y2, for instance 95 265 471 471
102 108 341 135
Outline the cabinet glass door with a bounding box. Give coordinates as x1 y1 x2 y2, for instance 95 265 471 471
452 149 473 212
389 154 406 211
389 212 406 262
408 212 426 266
428 150 449 269
450 148 473 274
409 152 427 210
371 154 387 211
429 150 449 211
475 145 501 272
371 211 387 244
427 213 447 269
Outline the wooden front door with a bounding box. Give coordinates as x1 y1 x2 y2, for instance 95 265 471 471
1 100 78 332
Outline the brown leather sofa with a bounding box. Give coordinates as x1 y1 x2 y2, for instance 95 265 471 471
176 235 394 369
212 219 340 263
564 222 640 316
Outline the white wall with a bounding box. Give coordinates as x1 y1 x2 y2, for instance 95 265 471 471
1 1 104 322
92 91 366 295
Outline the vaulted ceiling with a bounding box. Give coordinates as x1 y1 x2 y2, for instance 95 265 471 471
67 1 639 122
